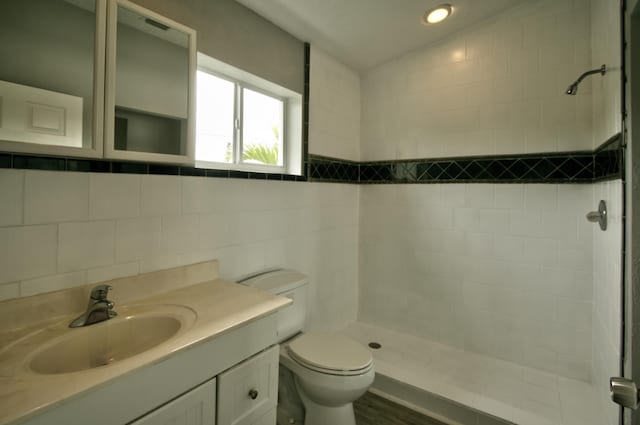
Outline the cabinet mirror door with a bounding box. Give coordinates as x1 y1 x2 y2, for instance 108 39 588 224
0 0 106 157
105 0 196 165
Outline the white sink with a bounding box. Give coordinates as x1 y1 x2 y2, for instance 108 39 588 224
21 304 196 375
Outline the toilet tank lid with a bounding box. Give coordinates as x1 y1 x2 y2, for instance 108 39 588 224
237 269 308 294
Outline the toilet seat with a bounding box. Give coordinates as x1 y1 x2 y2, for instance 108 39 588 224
287 333 373 376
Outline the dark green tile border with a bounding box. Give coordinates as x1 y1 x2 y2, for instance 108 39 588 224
308 133 622 185
0 154 308 182
594 133 624 181
308 155 359 184
0 133 621 185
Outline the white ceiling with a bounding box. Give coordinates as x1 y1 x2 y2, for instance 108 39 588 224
235 0 529 73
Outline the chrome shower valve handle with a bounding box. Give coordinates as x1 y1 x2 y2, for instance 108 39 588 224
586 200 607 231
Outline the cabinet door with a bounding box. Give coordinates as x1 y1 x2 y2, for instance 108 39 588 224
104 0 196 165
252 409 276 425
0 0 106 158
130 378 216 425
217 345 279 425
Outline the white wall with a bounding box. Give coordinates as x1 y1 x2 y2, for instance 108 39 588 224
361 0 592 161
359 183 594 380
131 0 305 94
0 169 359 332
591 0 622 148
309 46 361 161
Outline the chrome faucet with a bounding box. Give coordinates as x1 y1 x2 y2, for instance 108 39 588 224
69 285 117 328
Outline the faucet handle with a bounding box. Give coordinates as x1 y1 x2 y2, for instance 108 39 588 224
90 285 112 300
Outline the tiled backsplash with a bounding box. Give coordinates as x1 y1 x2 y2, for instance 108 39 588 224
0 170 359 332
359 182 596 380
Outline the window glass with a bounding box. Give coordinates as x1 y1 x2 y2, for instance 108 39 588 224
242 88 284 167
195 64 295 172
196 70 234 163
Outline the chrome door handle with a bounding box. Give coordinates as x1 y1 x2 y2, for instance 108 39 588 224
610 377 639 410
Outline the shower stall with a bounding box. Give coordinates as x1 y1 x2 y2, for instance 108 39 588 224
343 0 627 424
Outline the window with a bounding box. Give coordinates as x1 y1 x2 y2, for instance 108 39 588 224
241 87 284 167
195 54 301 174
195 71 235 164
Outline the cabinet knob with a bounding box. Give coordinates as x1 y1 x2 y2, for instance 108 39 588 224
248 389 259 400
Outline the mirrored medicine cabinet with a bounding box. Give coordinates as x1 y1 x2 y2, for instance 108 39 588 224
0 0 196 165
105 0 195 164
0 0 106 157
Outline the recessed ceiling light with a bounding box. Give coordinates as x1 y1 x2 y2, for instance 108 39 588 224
423 4 453 24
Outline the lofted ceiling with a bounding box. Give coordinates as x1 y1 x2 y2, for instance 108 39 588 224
235 0 529 73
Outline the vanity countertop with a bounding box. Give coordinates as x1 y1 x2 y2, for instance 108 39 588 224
0 261 290 425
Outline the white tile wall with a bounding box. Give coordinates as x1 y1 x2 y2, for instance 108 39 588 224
0 169 359 332
24 171 89 224
58 221 115 272
309 46 361 161
360 0 593 161
0 170 23 226
589 0 622 422
89 173 140 220
592 180 622 425
359 183 595 380
0 224 57 283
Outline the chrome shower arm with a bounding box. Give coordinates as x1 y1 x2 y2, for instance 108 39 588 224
565 64 606 95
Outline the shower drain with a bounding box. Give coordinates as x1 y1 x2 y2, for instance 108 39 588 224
368 341 382 349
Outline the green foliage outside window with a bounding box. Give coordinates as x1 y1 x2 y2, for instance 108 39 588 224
242 126 280 165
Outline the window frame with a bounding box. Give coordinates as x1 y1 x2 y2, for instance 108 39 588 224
195 66 287 173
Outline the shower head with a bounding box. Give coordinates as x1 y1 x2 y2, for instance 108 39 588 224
566 82 579 95
565 64 606 95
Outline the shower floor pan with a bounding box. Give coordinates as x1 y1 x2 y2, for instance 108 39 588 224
340 322 602 425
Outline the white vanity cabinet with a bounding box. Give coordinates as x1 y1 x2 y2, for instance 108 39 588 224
130 378 217 425
130 345 279 425
217 345 279 425
17 312 280 425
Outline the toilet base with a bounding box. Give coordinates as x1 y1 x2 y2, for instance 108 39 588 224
303 400 356 425
296 382 357 425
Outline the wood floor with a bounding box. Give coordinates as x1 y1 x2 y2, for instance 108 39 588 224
354 392 448 425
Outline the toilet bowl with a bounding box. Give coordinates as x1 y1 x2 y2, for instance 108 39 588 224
237 269 375 425
279 333 374 425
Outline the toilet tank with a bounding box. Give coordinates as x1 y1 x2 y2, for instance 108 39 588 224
237 269 308 342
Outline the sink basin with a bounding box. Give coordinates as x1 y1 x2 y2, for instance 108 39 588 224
24 304 196 375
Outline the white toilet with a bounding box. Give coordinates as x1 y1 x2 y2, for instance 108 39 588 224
238 269 374 425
